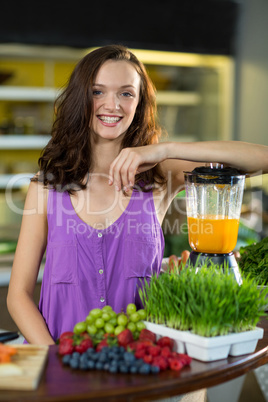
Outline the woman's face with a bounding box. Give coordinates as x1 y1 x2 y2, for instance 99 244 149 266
91 60 140 141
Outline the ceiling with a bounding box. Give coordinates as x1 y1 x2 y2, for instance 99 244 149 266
0 1 240 55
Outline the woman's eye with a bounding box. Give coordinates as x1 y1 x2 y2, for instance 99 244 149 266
121 92 133 97
93 90 102 95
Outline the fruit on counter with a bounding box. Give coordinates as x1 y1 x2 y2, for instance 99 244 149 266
0 343 17 363
168 250 190 272
117 329 133 347
58 332 93 356
59 328 192 374
74 303 148 341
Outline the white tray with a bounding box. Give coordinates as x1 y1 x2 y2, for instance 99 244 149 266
144 321 264 362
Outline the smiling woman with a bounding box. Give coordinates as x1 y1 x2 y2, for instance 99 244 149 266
6 44 268 348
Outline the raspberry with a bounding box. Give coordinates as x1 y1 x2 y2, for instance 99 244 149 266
135 349 146 359
143 354 153 364
157 336 174 350
117 329 134 348
152 356 168 371
169 358 184 371
147 345 161 357
59 338 74 355
74 338 93 353
160 346 172 358
136 341 153 351
176 353 192 366
96 339 108 352
139 329 156 343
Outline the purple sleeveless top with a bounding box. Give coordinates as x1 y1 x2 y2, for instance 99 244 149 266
38 187 164 341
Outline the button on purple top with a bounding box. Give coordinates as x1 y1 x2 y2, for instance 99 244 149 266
38 188 164 341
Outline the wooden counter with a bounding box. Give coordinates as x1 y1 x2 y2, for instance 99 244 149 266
0 318 267 402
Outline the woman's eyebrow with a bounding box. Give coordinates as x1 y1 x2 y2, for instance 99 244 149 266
93 83 136 89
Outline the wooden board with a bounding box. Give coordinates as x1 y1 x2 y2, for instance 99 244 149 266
0 344 48 390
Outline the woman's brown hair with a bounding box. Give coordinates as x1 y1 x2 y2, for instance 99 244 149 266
34 44 166 193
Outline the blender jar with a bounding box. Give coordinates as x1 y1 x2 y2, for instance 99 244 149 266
184 167 245 254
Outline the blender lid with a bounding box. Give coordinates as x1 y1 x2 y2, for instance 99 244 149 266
184 166 246 184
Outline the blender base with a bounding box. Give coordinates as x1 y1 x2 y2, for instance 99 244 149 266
188 251 242 285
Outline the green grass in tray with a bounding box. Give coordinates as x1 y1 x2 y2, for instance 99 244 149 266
139 263 268 337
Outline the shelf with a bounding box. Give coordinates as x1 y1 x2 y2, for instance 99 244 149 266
0 135 50 149
0 173 33 189
0 87 59 101
156 91 201 105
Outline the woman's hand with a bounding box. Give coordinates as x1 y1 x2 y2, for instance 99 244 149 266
109 144 167 191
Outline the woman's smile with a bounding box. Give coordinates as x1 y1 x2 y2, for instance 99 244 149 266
97 114 123 126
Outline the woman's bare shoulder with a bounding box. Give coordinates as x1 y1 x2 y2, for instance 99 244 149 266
24 173 49 214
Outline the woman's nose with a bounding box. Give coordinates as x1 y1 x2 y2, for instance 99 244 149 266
104 94 120 110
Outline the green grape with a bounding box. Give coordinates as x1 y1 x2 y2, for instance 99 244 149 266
85 314 95 325
126 303 137 315
127 322 136 332
102 312 111 322
90 308 102 318
108 317 117 327
117 313 128 327
95 318 105 328
87 324 97 335
129 312 140 323
104 322 115 334
137 309 147 320
73 321 87 334
109 310 117 319
102 305 113 313
114 325 125 336
136 321 146 331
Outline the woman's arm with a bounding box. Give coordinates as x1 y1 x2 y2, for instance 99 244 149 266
7 180 55 345
109 141 268 192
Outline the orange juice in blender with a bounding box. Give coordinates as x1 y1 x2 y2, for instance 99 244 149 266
184 166 245 283
187 216 240 254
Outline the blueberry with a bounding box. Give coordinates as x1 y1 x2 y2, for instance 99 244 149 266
79 354 88 364
135 358 144 367
119 364 129 373
151 365 160 374
69 358 79 369
139 364 151 375
108 351 116 360
62 354 71 365
95 361 104 370
110 353 120 361
123 352 136 363
87 360 95 369
103 362 110 371
101 346 109 353
71 351 80 359
86 348 94 356
110 359 119 367
98 353 108 363
90 352 99 361
119 346 125 354
112 346 120 353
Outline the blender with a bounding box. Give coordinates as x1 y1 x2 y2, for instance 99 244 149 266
184 165 246 284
